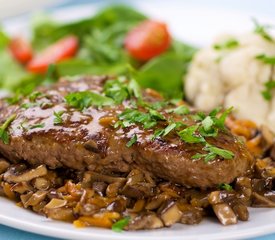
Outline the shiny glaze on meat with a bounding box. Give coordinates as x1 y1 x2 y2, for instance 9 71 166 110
0 76 253 188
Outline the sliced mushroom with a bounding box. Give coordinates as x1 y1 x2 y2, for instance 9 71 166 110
159 200 182 226
106 181 124 198
177 202 203 225
82 171 125 187
126 212 164 230
0 159 10 174
11 182 33 194
45 207 74 221
45 198 67 209
212 203 237 225
208 191 223 205
145 193 170 210
21 190 48 208
33 177 50 190
4 165 47 183
232 203 249 221
252 192 275 207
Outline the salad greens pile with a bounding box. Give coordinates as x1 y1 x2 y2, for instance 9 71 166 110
0 5 196 99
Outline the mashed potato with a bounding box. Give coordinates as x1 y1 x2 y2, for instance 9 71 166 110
185 32 275 132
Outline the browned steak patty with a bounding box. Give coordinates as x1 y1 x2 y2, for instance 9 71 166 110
0 76 253 188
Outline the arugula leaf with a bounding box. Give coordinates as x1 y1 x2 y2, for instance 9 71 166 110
126 134 137 147
53 111 65 125
0 114 16 144
21 102 40 109
65 91 114 110
253 18 273 42
112 216 130 232
213 39 239 50
178 125 205 144
218 183 233 191
137 53 185 99
256 54 275 65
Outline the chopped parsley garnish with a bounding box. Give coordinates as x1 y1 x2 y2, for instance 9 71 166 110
53 111 65 125
0 114 16 144
256 54 275 65
112 217 130 232
178 125 205 144
29 91 43 102
218 183 233 191
167 105 190 115
126 134 137 147
192 143 234 163
261 80 275 101
29 123 45 129
21 102 40 109
6 94 21 105
104 79 130 104
103 75 141 105
65 91 114 110
117 108 165 129
213 39 239 50
253 18 273 42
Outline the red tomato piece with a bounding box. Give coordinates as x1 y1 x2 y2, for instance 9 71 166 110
125 20 171 61
27 35 79 74
9 36 33 64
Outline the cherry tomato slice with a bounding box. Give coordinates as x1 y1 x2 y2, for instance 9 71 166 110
9 36 33 64
125 20 171 61
27 35 79 74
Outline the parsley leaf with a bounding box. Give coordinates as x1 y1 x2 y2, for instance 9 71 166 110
103 79 130 104
53 111 65 125
21 102 40 109
118 108 165 130
112 217 130 232
29 91 43 102
126 134 137 147
253 18 273 42
0 114 16 144
29 123 45 129
256 54 275 65
167 105 190 115
261 80 275 101
178 125 205 143
213 39 239 50
65 91 114 110
218 183 233 191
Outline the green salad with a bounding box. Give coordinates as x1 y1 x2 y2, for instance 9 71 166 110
0 5 196 99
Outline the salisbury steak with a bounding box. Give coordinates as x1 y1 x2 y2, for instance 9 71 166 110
0 76 253 188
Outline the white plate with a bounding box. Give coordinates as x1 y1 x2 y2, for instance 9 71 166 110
1 1 275 239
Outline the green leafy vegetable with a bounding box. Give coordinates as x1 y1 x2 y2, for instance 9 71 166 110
167 105 190 115
192 143 234 163
53 111 65 125
0 114 16 144
261 80 275 101
213 39 239 50
65 91 114 110
178 125 205 144
29 123 45 129
218 183 233 191
253 18 273 42
117 108 165 130
126 134 137 147
112 216 130 232
256 54 275 65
